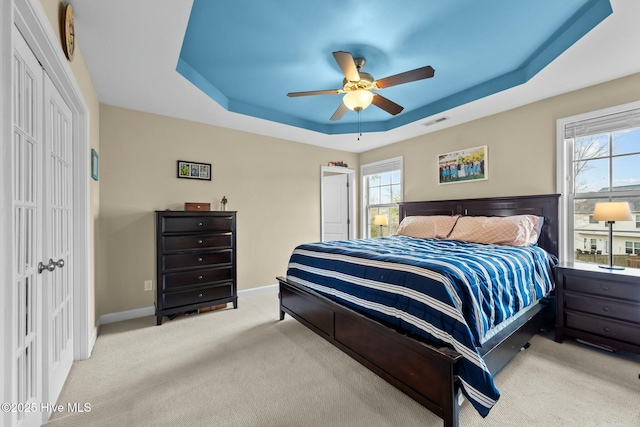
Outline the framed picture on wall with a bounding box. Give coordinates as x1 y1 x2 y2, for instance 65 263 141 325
177 160 212 181
438 145 487 184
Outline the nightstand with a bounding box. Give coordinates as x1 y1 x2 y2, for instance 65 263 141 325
555 262 640 354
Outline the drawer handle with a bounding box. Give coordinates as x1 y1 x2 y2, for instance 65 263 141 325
197 239 203 244
602 306 610 312
602 286 609 291
198 293 203 298
199 222 203 226
198 275 203 280
603 327 610 333
197 257 203 262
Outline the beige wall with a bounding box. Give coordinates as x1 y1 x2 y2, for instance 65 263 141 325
360 72 640 202
40 0 101 324
98 105 358 315
98 72 640 317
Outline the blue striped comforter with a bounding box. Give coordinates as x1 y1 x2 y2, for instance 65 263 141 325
286 236 556 417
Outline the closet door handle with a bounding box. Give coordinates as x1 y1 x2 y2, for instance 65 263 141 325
38 258 64 274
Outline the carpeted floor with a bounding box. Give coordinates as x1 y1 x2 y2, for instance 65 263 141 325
45 289 640 427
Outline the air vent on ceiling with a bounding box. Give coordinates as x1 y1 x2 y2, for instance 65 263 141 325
422 116 449 127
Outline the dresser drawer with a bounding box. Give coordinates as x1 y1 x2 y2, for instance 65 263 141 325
566 311 640 346
564 293 640 323
163 233 232 251
564 274 640 302
163 266 233 291
162 216 233 233
162 284 233 309
163 250 232 271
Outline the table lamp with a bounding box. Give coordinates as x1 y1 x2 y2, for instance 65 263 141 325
592 201 632 270
373 214 388 237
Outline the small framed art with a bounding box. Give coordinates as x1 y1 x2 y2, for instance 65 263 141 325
438 145 487 185
91 149 99 181
177 160 212 181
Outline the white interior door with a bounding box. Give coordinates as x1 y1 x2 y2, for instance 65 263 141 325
323 173 350 241
43 71 74 409
11 24 44 427
11 26 74 427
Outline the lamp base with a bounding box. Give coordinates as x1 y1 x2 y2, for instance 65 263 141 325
598 265 625 270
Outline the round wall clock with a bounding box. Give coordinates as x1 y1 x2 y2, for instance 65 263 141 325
62 4 75 61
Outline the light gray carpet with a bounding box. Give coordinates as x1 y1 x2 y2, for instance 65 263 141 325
46 290 640 427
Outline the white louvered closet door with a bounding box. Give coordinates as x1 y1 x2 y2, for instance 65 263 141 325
12 26 74 427
12 25 44 427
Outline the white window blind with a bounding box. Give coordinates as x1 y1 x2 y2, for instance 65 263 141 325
362 157 403 176
564 107 640 139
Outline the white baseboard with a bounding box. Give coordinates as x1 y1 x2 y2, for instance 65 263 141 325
98 305 156 326
97 283 279 327
239 283 278 296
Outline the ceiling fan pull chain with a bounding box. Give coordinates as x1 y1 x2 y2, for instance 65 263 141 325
358 110 361 141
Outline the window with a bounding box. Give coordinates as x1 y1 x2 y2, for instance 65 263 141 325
558 101 640 269
361 157 402 238
626 241 640 255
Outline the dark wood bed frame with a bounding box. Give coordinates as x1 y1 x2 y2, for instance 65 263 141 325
277 194 560 427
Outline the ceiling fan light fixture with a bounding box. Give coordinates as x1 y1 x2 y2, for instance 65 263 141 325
343 90 373 111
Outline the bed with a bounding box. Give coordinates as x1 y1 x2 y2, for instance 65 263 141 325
277 194 559 427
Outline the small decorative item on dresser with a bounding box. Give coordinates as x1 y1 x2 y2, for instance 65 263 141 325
184 203 210 211
221 196 228 211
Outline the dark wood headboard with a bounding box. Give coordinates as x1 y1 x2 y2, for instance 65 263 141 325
399 194 560 257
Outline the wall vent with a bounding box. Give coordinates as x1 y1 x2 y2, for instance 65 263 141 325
422 116 449 127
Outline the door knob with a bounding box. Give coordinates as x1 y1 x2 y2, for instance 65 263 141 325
38 258 65 274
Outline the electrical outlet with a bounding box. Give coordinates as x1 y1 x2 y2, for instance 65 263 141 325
144 280 153 291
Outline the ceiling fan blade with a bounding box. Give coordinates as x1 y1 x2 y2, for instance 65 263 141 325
333 51 360 82
330 102 348 121
375 66 435 89
287 89 342 97
372 94 404 116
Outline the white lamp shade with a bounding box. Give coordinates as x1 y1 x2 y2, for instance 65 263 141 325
593 202 633 221
343 90 373 111
373 215 388 226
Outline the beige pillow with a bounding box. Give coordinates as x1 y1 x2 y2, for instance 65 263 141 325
395 215 460 239
448 215 540 246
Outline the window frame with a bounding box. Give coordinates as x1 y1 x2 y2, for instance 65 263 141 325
556 99 640 263
361 156 403 238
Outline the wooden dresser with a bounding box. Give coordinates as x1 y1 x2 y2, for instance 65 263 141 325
555 262 640 354
155 210 237 325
